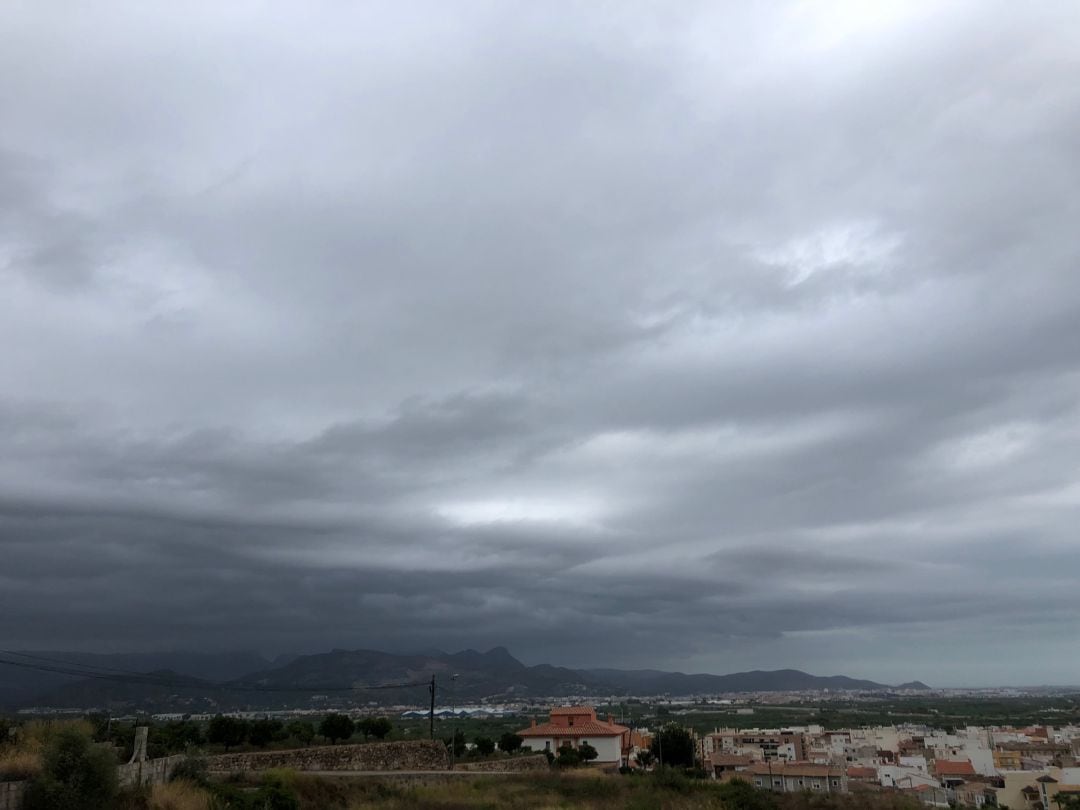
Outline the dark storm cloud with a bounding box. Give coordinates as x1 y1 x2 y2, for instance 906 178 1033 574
2 1 1080 685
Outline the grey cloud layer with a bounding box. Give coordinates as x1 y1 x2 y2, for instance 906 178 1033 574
2 1 1079 685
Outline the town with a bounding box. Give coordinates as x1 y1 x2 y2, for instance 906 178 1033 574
5 692 1080 809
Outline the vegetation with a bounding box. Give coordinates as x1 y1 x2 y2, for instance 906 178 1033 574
318 714 355 745
498 732 523 753
357 717 392 741
23 725 119 810
651 723 696 768
207 716 249 751
197 771 926 810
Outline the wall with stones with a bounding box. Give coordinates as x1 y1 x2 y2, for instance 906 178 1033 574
454 754 550 772
206 740 448 773
117 754 184 787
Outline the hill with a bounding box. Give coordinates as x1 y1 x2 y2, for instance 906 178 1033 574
3 646 929 711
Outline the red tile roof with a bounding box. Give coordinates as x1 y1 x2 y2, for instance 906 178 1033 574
934 760 976 776
519 719 628 737
847 767 878 779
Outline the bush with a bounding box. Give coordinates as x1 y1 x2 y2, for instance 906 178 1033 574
473 736 495 756
169 756 209 785
23 726 119 810
555 745 581 768
149 780 212 810
0 749 41 781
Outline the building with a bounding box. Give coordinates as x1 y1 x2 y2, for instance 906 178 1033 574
932 759 976 788
516 706 630 765
709 754 753 779
728 762 847 793
708 729 806 761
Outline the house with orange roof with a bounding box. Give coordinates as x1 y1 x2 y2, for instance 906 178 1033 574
933 759 975 787
516 706 630 765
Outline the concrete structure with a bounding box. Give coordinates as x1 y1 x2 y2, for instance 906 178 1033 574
707 729 806 762
730 761 847 793
516 706 629 765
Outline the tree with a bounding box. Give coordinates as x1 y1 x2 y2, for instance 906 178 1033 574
159 720 205 753
285 720 315 746
578 742 598 764
444 730 466 758
555 744 582 768
636 749 656 770
207 716 249 752
23 726 118 810
474 736 496 756
359 717 393 741
247 719 284 748
318 713 355 744
650 723 696 768
498 732 523 753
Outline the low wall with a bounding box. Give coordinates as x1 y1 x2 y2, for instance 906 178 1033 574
0 782 26 810
118 754 184 787
455 754 550 772
206 740 449 773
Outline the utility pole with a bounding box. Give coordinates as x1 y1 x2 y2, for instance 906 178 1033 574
429 674 436 740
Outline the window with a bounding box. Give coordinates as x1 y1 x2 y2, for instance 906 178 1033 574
755 779 763 787
568 718 574 727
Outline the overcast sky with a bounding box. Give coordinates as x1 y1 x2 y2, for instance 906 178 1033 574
2 2 1079 688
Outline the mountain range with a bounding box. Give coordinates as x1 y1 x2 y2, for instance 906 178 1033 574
0 646 929 712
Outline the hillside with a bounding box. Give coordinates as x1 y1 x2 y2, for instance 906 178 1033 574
4 646 929 711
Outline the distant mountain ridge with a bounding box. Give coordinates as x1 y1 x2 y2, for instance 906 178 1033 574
1 646 930 711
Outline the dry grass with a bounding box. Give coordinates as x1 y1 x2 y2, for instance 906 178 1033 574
0 718 100 782
149 780 213 810
12 719 95 755
0 749 41 782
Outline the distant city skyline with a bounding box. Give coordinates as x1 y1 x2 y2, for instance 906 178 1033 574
2 1 1079 688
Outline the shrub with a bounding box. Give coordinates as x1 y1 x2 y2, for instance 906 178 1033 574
22 726 119 810
169 756 209 785
555 745 582 768
150 780 212 810
0 749 41 781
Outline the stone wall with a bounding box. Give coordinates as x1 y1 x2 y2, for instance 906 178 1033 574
455 754 550 772
206 740 448 773
117 754 184 787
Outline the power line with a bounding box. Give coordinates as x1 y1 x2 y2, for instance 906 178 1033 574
0 653 428 694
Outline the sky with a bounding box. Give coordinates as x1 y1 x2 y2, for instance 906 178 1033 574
2 1 1079 688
